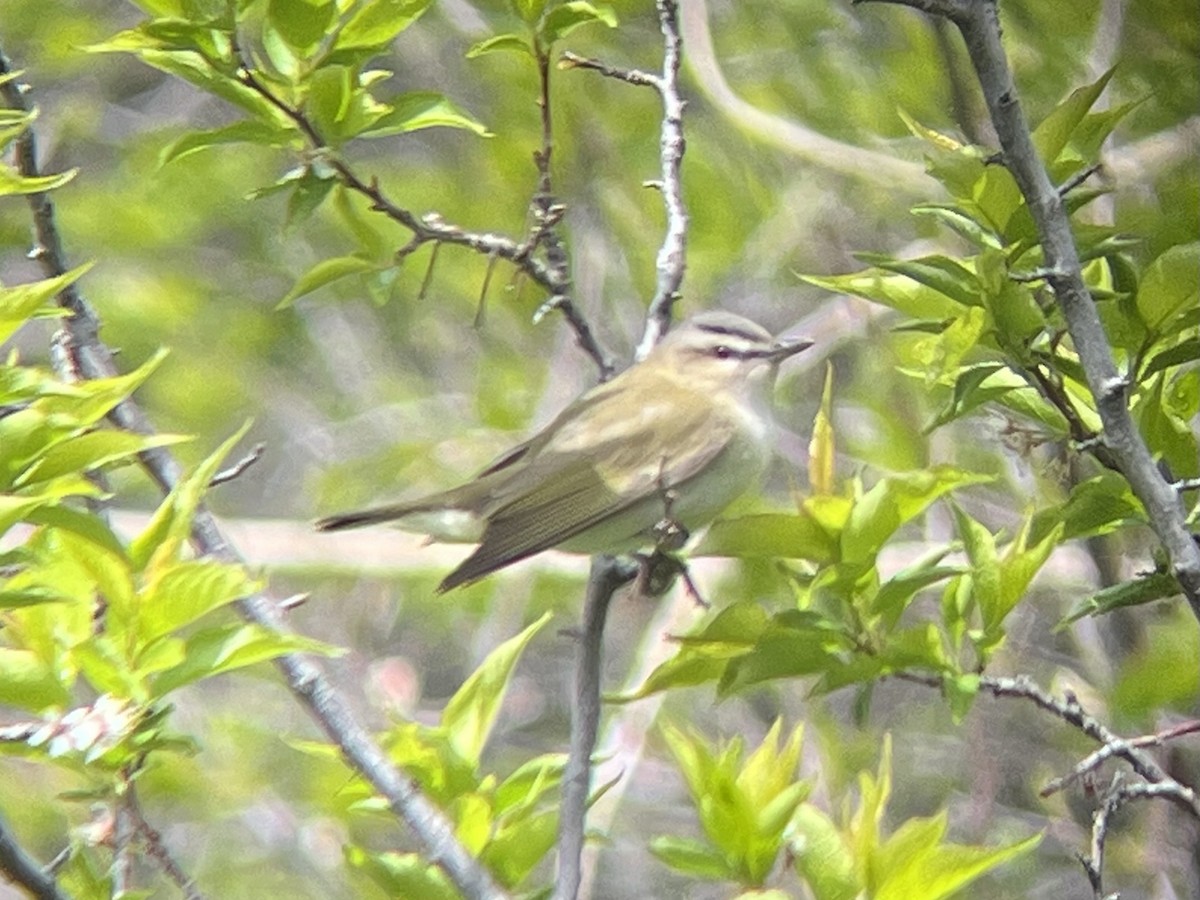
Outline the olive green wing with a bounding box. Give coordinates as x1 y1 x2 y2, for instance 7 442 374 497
438 400 737 591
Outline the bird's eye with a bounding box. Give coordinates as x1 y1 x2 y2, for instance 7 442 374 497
713 345 733 360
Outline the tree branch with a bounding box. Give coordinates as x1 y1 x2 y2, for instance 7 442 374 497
232 44 615 379
858 0 1200 622
0 815 69 900
553 556 636 900
0 49 509 900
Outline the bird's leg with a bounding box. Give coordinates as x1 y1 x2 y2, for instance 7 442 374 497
630 462 708 607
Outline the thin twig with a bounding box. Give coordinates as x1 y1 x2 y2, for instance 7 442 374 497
231 40 615 379
0 49 510 900
1041 719 1200 799
208 443 264 488
126 784 205 900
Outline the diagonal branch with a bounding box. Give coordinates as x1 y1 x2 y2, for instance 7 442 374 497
0 814 69 900
858 0 1200 623
233 47 614 378
0 49 509 900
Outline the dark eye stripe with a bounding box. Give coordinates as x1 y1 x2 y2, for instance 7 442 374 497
697 322 766 343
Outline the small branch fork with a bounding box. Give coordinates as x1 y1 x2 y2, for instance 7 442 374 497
900 671 1200 897
0 49 509 900
230 40 615 379
562 0 690 360
857 0 1200 621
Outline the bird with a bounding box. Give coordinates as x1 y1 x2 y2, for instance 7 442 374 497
315 311 812 591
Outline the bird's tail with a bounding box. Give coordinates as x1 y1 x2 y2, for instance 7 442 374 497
314 501 433 532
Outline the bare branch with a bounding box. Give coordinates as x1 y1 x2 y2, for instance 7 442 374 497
554 556 637 900
559 52 660 89
638 0 690 360
0 814 69 900
0 49 510 900
1042 719 1200 799
126 782 205 900
861 0 1200 621
209 443 265 488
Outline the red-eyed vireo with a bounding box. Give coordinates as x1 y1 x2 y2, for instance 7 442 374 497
316 311 812 590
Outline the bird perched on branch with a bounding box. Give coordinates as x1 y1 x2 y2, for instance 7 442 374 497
316 311 811 591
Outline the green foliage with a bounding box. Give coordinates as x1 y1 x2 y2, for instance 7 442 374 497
799 69 1197 621
315 614 564 892
656 730 1041 898
652 720 809 886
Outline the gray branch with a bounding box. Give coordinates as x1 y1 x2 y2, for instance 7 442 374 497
0 815 69 900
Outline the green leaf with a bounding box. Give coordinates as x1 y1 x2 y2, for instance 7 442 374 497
0 162 76 198
0 648 70 711
267 0 335 53
719 613 853 695
1061 570 1181 624
808 363 836 496
910 203 1002 251
790 804 857 900
345 847 459 900
441 613 551 767
277 255 381 308
493 753 566 813
1032 68 1115 163
286 165 337 224
0 265 91 345
336 0 432 51
871 551 965 628
618 602 770 700
359 91 490 138
134 49 287 126
1136 242 1199 331
16 431 189 488
801 269 961 321
512 0 547 24
540 2 618 45
150 623 341 697
1029 472 1143 544
876 815 1041 900
138 559 260 645
129 420 253 572
841 468 991 565
924 363 1014 432
1142 337 1200 379
855 253 980 308
649 836 736 880
159 121 294 165
481 806 559 887
694 511 839 563
466 33 534 59
37 347 168 427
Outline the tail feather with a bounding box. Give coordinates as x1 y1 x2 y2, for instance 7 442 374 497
314 502 427 532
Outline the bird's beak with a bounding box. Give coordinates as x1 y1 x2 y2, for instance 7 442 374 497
766 335 814 361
